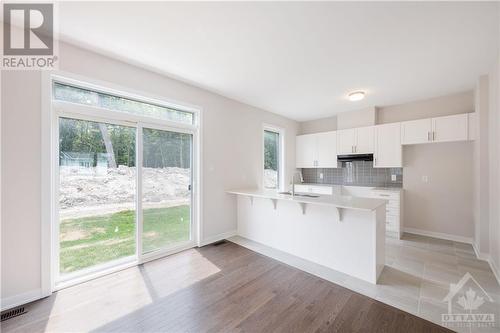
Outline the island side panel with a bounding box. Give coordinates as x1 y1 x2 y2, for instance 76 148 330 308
374 205 386 282
236 195 383 284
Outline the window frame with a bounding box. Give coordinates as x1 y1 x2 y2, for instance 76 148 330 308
41 71 203 294
262 123 285 192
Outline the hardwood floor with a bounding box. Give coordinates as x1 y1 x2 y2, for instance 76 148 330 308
2 241 451 333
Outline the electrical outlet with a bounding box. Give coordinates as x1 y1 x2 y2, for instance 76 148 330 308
391 174 397 181
319 172 324 180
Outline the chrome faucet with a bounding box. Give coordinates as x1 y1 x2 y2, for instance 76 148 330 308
291 171 302 197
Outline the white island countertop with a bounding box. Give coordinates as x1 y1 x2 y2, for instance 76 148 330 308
226 188 387 211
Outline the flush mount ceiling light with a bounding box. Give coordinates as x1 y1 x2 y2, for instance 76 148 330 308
348 91 365 101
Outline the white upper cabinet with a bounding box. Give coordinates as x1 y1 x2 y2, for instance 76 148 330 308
374 123 402 168
296 131 338 168
432 114 468 143
337 128 356 154
401 118 432 145
356 126 375 153
337 126 374 154
401 114 468 145
316 131 338 168
296 134 316 168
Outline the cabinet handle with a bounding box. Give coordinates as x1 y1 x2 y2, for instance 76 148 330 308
427 132 430 141
374 157 377 166
433 131 436 141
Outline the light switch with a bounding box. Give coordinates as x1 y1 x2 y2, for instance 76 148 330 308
391 174 397 181
319 172 324 180
422 175 429 183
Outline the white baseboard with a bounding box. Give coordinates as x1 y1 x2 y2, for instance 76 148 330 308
403 227 473 244
488 258 500 286
472 242 500 286
199 230 237 247
1 289 43 312
472 242 490 261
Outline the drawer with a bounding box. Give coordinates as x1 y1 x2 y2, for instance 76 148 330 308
372 191 400 201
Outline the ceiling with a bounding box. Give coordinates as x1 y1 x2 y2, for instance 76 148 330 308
56 2 498 121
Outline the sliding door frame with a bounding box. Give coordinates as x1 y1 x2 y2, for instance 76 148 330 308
41 71 202 293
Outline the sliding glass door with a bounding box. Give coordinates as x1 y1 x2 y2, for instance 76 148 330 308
57 118 196 281
58 117 137 276
142 128 192 254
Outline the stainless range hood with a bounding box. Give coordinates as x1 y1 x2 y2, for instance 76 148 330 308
337 153 373 162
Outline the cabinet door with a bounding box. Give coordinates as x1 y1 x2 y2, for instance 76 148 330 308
316 131 338 168
295 134 316 168
337 129 356 154
355 126 375 153
401 118 432 145
432 114 468 143
374 123 402 168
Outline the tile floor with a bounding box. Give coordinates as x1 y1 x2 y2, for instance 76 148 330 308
230 233 500 333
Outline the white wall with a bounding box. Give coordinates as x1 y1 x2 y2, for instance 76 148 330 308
299 115 337 135
402 142 474 239
0 42 299 305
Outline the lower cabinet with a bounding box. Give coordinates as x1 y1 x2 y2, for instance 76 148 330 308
370 189 403 239
294 184 403 239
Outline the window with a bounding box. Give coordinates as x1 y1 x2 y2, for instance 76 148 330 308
53 82 194 124
263 126 284 190
49 76 199 287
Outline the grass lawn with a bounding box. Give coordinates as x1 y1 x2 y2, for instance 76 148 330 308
59 205 190 274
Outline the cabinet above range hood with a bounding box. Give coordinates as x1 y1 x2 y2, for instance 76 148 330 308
337 153 373 162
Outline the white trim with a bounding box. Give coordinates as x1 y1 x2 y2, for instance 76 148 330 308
136 125 144 263
1 289 43 312
56 259 137 291
262 123 285 192
141 240 196 263
472 242 491 261
40 72 53 298
403 227 474 244
199 230 237 247
488 258 500 287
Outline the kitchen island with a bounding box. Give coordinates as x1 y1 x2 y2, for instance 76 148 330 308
227 188 387 284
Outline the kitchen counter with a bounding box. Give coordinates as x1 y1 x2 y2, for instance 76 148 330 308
226 188 387 211
227 188 386 284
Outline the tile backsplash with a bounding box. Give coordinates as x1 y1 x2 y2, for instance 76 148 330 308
301 161 403 188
